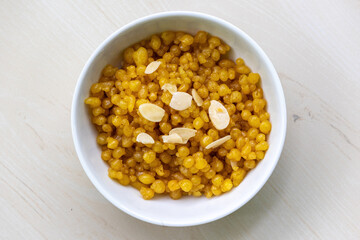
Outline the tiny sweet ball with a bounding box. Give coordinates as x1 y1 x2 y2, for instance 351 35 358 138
85 30 271 200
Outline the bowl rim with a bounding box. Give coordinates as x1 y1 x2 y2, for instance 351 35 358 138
71 11 287 227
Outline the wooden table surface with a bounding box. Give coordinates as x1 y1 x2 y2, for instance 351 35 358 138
1 1 359 239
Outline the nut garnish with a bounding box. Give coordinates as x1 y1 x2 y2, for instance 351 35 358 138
208 100 230 130
136 132 155 144
161 83 177 94
169 92 192 111
169 127 197 143
145 61 161 74
138 103 165 122
230 160 239 171
191 89 203 106
161 133 184 144
205 135 231 149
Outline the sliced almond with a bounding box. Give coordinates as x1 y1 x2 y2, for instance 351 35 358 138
161 133 184 144
161 83 177 94
230 160 239 171
138 103 165 122
169 127 197 143
205 135 231 149
136 132 155 144
145 61 161 74
169 92 192 111
191 89 203 106
208 100 230 130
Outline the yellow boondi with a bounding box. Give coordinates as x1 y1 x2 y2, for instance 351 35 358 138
85 31 271 200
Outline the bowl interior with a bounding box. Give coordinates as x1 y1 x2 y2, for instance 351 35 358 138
72 12 286 226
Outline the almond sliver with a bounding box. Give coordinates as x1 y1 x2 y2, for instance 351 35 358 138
191 89 203 106
230 160 239 171
161 83 177 94
169 92 192 111
145 61 161 74
138 103 165 122
136 132 155 144
205 135 231 149
169 127 197 143
161 133 184 144
208 100 230 130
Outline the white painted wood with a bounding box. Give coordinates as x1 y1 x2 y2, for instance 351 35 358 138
0 0 359 239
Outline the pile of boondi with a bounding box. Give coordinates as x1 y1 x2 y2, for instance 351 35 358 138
84 31 271 200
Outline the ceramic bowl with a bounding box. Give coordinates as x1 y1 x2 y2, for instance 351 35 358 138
71 11 286 227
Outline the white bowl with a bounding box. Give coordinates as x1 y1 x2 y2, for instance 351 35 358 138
71 11 286 227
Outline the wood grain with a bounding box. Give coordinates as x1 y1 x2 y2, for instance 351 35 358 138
0 0 359 239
